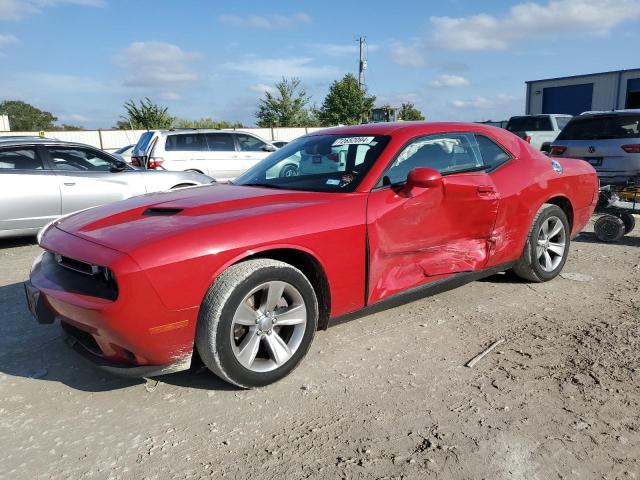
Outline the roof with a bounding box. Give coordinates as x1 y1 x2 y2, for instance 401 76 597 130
0 136 99 148
307 121 505 137
579 109 640 117
526 67 640 84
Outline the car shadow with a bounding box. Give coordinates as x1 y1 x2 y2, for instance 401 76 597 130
0 236 37 249
573 231 640 247
0 281 238 392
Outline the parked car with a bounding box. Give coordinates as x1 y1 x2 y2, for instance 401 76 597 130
506 114 572 150
131 129 276 181
112 144 135 163
27 122 598 388
0 137 214 238
550 110 640 186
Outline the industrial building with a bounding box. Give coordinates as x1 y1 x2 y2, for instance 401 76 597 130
525 68 640 116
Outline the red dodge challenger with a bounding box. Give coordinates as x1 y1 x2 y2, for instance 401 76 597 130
25 122 598 387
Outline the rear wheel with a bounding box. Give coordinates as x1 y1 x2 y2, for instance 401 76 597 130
620 213 636 235
196 259 318 388
594 215 625 242
513 204 570 282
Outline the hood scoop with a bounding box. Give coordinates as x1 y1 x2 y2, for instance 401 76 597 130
143 207 184 216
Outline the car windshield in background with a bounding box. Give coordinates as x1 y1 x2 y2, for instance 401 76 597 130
557 115 640 140
506 116 553 132
233 134 390 192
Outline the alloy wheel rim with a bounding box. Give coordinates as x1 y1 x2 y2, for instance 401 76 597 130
230 281 307 373
536 215 566 272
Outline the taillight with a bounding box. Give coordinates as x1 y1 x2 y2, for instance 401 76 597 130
147 157 164 169
524 135 532 143
550 146 567 156
621 144 640 154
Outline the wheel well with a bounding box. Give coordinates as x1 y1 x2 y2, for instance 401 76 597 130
545 196 574 229
238 249 331 330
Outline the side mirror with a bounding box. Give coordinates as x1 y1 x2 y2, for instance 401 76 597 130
405 167 442 190
262 144 277 152
110 160 127 172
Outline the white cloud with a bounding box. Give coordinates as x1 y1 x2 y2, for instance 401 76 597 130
223 56 341 80
431 0 640 50
0 0 104 21
250 83 276 95
430 74 469 88
0 33 18 55
115 42 200 90
449 94 523 120
218 12 311 30
308 42 379 56
389 41 426 67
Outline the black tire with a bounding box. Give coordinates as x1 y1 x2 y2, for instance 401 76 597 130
619 213 636 235
512 204 571 282
594 215 625 242
279 163 298 177
196 259 318 388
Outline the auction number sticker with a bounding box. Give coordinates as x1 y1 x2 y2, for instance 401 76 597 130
332 136 374 146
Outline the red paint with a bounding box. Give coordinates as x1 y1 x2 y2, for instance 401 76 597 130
30 122 598 370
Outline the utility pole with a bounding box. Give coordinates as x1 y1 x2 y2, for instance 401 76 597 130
358 36 367 91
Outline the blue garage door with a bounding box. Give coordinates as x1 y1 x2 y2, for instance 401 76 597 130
542 83 593 115
627 78 640 109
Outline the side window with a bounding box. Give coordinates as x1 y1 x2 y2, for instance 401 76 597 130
205 133 235 152
236 134 266 152
556 116 571 131
165 133 207 152
475 135 511 169
0 148 43 170
47 148 115 171
383 133 482 184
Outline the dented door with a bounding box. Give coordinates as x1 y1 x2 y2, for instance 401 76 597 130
366 172 499 304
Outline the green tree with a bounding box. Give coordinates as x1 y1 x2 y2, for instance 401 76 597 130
0 100 57 130
317 74 376 126
174 117 243 129
255 77 313 127
117 98 174 129
399 102 425 121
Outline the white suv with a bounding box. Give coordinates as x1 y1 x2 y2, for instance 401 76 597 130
131 129 276 181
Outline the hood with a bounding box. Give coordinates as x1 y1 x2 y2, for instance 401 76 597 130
55 184 341 253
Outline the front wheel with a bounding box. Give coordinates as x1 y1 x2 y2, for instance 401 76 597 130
513 204 570 282
196 259 318 388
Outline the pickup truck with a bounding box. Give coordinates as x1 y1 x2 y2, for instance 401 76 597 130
506 114 572 151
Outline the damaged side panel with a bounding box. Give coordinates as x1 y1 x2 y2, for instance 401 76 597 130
366 173 499 304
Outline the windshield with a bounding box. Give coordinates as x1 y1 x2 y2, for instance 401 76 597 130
234 134 390 192
506 116 553 132
557 115 640 140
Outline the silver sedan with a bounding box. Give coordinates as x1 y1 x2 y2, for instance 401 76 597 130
0 137 215 238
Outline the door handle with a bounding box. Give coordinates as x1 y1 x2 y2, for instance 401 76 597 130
64 182 76 186
477 185 495 195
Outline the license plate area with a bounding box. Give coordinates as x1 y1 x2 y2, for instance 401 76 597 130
583 157 603 166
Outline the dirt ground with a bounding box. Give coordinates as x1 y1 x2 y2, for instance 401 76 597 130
1 218 639 480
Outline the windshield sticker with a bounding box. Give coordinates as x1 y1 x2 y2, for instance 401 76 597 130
326 179 341 186
332 136 374 146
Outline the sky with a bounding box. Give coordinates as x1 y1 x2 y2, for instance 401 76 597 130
0 0 639 128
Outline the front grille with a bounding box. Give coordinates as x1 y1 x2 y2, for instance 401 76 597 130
43 252 118 301
54 254 99 275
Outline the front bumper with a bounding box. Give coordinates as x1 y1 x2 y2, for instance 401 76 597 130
26 227 198 376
